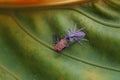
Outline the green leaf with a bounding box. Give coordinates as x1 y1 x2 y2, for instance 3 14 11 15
0 0 120 80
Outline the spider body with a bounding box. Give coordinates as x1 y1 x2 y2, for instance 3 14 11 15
65 24 87 42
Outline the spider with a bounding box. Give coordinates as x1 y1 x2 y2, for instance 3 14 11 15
65 24 88 43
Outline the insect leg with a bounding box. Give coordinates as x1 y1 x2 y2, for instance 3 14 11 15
53 34 61 44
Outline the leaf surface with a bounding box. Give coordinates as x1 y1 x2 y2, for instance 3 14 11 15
0 0 120 80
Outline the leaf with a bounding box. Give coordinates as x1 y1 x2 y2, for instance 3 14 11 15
0 0 120 80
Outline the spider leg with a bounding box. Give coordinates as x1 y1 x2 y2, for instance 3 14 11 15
67 27 73 34
73 24 77 32
69 37 74 42
70 28 73 33
78 41 84 45
67 30 71 34
77 38 88 48
74 37 80 41
74 37 87 47
76 27 85 32
73 37 83 45
68 24 77 33
81 38 88 41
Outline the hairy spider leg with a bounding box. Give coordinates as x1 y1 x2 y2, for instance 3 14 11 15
76 27 85 32
67 30 71 34
73 24 77 32
81 38 88 41
73 37 84 45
